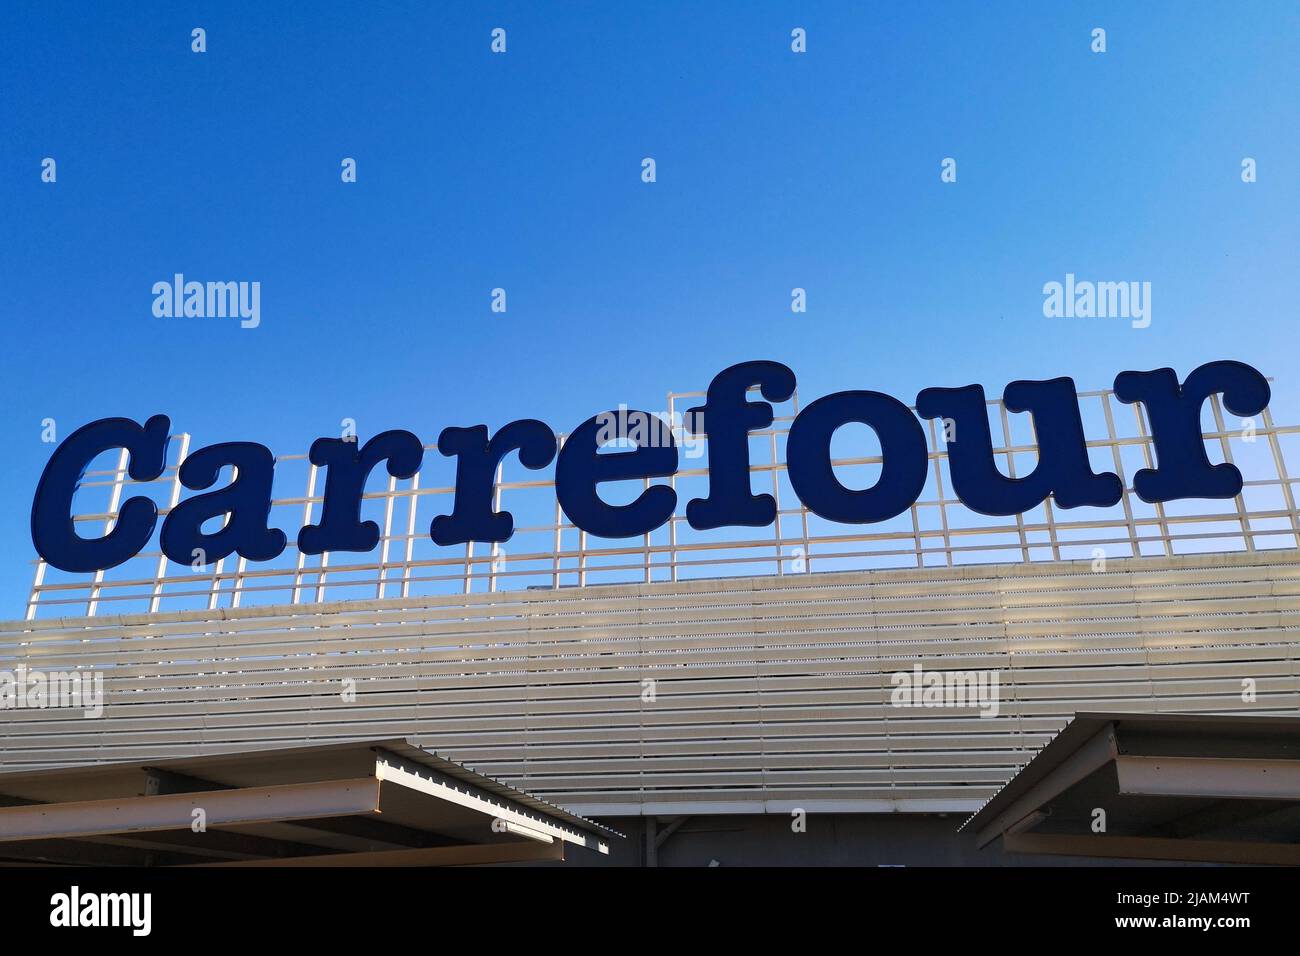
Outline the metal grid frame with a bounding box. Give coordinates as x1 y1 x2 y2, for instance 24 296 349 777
24 380 1300 620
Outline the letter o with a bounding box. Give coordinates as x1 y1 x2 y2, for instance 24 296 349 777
786 391 927 524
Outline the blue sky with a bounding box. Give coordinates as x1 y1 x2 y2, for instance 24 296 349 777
2 1 1298 613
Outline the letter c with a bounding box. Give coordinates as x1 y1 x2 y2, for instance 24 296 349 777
31 416 171 572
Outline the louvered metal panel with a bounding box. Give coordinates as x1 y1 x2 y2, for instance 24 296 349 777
2 549 1298 815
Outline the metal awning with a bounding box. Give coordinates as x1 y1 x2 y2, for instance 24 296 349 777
962 712 1300 865
0 738 620 866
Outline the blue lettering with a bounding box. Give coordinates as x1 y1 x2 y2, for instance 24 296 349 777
787 390 928 523
915 377 1121 515
28 360 1271 573
299 430 425 555
430 420 557 546
555 410 677 538
1114 360 1270 502
160 442 286 566
31 415 170 572
686 360 797 531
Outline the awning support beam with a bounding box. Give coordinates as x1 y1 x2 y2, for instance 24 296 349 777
1004 832 1300 866
0 778 382 844
191 840 565 868
1116 755 1300 801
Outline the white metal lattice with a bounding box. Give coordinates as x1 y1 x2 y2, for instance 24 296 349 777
23 380 1300 620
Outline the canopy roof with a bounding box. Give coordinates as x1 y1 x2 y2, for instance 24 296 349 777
0 738 619 866
963 712 1300 865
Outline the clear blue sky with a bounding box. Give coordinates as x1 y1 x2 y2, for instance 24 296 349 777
2 1 1298 613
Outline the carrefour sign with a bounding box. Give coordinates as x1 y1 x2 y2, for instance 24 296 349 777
31 359 1270 574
